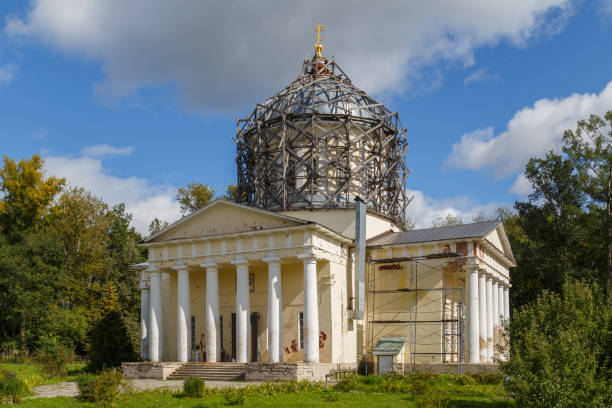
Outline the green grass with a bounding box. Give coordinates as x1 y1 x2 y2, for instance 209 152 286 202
6 372 515 407
0 361 86 388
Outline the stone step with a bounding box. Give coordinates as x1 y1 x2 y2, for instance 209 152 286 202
167 362 248 381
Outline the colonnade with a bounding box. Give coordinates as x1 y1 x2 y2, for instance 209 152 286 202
466 267 510 363
140 253 320 364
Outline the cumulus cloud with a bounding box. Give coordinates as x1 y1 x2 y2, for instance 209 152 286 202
44 154 181 234
464 67 498 84
0 63 15 84
446 81 612 179
5 0 572 113
509 173 533 196
406 189 507 228
81 144 133 157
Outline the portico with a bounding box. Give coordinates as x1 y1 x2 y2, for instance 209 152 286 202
137 200 356 365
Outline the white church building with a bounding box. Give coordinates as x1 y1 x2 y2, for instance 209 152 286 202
124 34 513 381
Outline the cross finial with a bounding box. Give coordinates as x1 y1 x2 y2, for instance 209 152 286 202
314 23 325 58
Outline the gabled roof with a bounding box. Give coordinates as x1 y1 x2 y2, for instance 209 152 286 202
367 220 501 246
373 337 406 355
141 199 309 243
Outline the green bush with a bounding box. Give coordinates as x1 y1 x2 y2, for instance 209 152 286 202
0 371 29 404
77 369 122 406
223 391 246 406
500 281 612 408
469 373 503 385
184 377 206 398
88 310 138 371
34 341 74 377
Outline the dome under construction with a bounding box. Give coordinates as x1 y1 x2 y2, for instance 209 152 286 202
234 28 409 227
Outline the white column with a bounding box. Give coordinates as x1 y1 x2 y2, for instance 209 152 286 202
202 260 220 363
466 267 480 363
503 285 510 322
175 264 191 362
478 270 487 362
232 257 249 363
264 253 282 363
301 254 319 363
486 275 494 361
492 279 499 358
148 268 162 362
498 283 505 324
139 272 150 360
300 254 319 363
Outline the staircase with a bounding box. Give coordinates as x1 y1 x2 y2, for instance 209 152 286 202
167 363 247 381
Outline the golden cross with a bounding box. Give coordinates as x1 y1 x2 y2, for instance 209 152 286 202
314 23 325 45
313 23 325 57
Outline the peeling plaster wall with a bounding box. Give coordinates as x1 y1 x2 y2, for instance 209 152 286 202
282 209 396 239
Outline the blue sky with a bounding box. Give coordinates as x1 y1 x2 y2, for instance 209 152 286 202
1 1 611 233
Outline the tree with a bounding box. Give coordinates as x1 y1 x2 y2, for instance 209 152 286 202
430 214 462 228
499 281 611 407
176 183 215 215
472 207 515 223
563 111 612 294
508 152 593 308
148 217 169 235
0 154 64 237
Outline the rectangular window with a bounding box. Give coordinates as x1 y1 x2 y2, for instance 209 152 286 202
191 316 196 351
298 312 304 350
249 273 255 292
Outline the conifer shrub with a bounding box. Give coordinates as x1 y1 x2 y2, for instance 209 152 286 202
88 309 138 372
0 370 28 404
500 281 612 408
184 377 206 398
34 340 74 377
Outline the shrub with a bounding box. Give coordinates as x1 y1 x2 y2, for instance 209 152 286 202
500 281 612 408
223 391 246 406
77 369 122 406
334 377 360 392
184 377 206 398
469 373 503 385
88 310 138 371
0 371 29 404
450 375 476 386
34 341 74 377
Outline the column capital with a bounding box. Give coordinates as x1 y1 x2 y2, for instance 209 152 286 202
172 261 189 272
262 252 281 263
298 248 318 261
200 259 217 269
146 265 160 273
231 256 248 266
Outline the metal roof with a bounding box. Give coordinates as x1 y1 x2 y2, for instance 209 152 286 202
367 220 501 247
373 337 406 355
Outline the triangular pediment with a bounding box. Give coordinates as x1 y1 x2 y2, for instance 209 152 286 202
143 200 308 243
484 224 516 266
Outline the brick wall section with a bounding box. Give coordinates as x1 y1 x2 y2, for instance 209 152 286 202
121 362 183 379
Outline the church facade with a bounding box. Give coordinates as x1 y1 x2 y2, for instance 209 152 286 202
131 33 514 379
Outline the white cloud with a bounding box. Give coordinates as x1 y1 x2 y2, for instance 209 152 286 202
5 0 572 113
446 81 612 178
406 189 506 228
81 144 133 157
598 0 612 17
0 63 15 84
44 154 181 234
32 127 47 140
509 173 533 196
464 67 498 84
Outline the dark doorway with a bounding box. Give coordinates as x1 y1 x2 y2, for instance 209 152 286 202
250 312 259 362
231 313 236 361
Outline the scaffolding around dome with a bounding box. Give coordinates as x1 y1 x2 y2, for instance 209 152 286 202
234 54 410 227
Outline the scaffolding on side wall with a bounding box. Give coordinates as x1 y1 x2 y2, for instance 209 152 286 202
365 254 466 375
